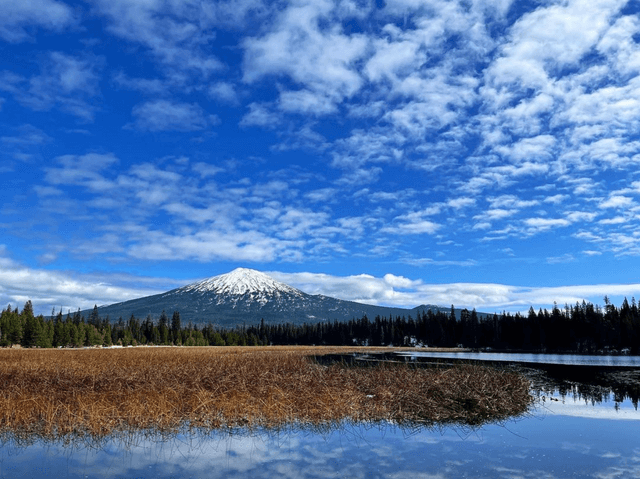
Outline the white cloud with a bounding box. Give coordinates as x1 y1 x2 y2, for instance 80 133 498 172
524 217 571 231
1 124 52 146
45 153 119 190
269 271 425 306
382 273 420 289
599 216 628 225
598 14 640 75
600 195 634 209
494 135 556 162
486 0 624 90
305 188 338 203
473 222 492 230
208 82 239 104
560 137 640 171
565 211 598 223
546 253 575 264
37 154 372 264
388 220 441 234
270 270 640 311
574 229 640 257
129 100 217 132
447 197 476 209
0 52 101 120
405 258 478 267
192 162 223 178
612 181 640 196
127 229 294 263
243 0 368 104
383 209 442 235
497 93 555 137
488 195 538 209
240 102 280 127
94 0 223 80
0 0 74 42
0 253 168 315
475 208 517 221
543 194 568 204
365 38 422 83
1 124 52 162
279 90 338 115
113 72 166 94
33 186 63 197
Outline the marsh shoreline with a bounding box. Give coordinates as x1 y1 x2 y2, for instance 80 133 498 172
0 346 532 440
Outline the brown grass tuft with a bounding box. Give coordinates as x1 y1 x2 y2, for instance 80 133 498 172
0 346 532 439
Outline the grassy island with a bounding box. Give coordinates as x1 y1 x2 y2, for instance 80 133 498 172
0 347 532 439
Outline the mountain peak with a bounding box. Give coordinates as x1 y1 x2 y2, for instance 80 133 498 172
179 268 301 297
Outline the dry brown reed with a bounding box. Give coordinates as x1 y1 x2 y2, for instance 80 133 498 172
0 346 532 439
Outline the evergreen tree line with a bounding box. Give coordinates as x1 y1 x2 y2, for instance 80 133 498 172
1 297 640 353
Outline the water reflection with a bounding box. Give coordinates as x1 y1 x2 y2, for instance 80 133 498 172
520 363 640 411
1 417 640 479
399 351 640 367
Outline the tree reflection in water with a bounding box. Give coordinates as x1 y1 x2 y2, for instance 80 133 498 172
514 362 640 410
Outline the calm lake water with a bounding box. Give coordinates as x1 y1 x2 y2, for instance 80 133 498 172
399 350 640 367
2 353 639 478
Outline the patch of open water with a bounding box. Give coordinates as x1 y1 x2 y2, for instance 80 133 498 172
399 351 640 367
2 353 639 478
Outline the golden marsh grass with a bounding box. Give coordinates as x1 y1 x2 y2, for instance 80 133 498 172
0 346 532 439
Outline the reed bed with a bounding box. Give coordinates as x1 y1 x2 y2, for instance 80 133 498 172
0 347 532 439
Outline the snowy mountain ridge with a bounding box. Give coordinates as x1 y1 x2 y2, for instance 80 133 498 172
175 268 305 307
178 268 302 296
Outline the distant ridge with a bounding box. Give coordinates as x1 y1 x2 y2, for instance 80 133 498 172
83 268 460 327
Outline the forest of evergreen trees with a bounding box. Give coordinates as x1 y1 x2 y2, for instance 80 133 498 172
1 297 640 353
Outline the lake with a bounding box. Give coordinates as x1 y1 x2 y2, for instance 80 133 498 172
2 353 639 478
399 350 640 367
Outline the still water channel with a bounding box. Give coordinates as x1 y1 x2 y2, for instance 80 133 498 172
1 353 639 478
399 350 640 367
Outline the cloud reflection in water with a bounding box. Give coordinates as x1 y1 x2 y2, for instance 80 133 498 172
1 415 640 479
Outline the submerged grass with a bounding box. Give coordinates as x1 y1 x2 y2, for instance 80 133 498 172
0 346 532 439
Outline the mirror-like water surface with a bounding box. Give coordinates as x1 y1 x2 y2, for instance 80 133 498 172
1 413 639 479
399 351 640 367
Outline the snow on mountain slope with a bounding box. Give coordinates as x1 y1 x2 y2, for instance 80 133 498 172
180 268 302 295
177 268 305 306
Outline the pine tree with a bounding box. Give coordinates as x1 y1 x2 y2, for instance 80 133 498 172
89 305 100 326
21 301 40 347
171 311 181 345
158 311 169 345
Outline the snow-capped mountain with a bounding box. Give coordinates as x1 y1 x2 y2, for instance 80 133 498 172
177 268 305 306
86 268 452 326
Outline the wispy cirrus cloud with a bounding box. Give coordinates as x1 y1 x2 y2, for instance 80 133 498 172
93 0 224 80
0 0 75 42
34 155 378 265
128 100 219 132
0 52 102 120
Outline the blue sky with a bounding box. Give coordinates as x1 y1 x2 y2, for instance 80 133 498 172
2 0 640 316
